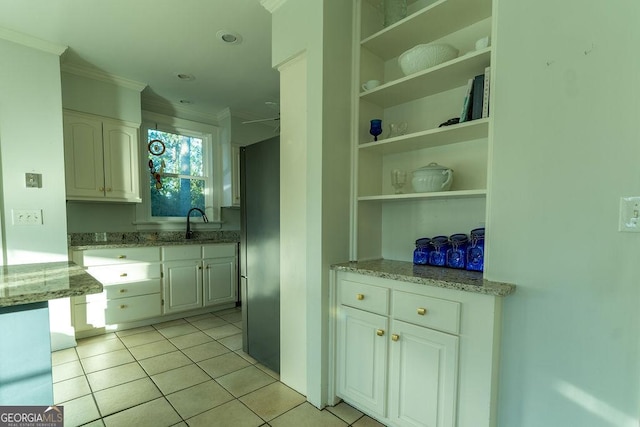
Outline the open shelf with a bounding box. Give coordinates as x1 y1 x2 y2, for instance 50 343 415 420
358 189 487 202
361 0 492 60
359 48 490 108
359 119 488 155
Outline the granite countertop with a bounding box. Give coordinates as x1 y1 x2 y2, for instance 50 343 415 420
332 259 515 297
70 239 239 251
68 230 240 251
0 262 103 307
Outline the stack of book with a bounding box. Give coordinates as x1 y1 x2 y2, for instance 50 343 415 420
459 66 491 123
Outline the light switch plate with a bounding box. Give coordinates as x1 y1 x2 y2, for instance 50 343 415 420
12 209 43 225
25 173 42 188
619 197 640 232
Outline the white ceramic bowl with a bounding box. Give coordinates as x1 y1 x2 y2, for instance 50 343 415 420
398 44 459 76
411 163 453 192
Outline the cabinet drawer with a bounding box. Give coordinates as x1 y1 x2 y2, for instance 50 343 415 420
392 291 460 335
162 245 201 261
74 247 161 266
105 279 161 300
202 243 236 258
339 279 389 315
87 263 161 283
105 293 162 324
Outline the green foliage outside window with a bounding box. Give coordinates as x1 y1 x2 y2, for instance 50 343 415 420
148 129 206 217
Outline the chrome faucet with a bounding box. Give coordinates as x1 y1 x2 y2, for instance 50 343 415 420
185 207 209 239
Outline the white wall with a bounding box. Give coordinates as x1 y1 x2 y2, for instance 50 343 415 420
269 0 352 406
0 37 68 264
488 1 640 426
0 33 75 350
61 71 143 123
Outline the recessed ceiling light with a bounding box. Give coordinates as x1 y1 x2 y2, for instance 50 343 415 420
176 73 195 81
216 30 242 44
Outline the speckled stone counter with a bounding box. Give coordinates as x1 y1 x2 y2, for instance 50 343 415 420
332 259 515 297
69 230 240 251
0 261 103 307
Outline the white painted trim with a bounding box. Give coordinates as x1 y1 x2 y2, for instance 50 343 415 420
0 26 67 56
61 62 147 92
260 0 288 14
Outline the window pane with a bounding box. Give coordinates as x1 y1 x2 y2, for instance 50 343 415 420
148 129 203 177
150 176 205 217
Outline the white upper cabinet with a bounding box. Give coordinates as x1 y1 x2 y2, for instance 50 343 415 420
64 110 141 203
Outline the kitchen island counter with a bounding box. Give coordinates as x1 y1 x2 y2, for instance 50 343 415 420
332 259 515 297
0 261 103 307
0 261 103 405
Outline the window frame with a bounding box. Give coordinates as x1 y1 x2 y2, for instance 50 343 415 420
135 111 222 229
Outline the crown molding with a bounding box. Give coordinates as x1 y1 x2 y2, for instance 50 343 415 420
260 0 288 13
61 62 147 92
0 27 67 56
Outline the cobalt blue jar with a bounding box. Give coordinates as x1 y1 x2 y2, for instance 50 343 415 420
466 228 485 271
447 233 469 269
428 235 450 266
413 238 431 265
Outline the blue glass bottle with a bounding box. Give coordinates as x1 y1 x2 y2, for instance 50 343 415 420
428 236 450 266
413 238 431 265
446 233 469 269
466 228 485 271
369 119 383 141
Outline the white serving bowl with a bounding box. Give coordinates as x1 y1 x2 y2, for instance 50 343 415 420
411 162 453 192
398 44 459 76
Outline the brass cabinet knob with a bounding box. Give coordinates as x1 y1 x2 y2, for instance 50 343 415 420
356 293 365 300
120 273 128 277
118 255 126 259
119 289 126 293
417 307 427 316
199 266 203 270
99 187 105 192
119 304 127 309
391 334 400 342
106 188 112 192
376 329 385 337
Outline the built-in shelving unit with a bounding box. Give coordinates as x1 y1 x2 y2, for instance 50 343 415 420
351 0 494 263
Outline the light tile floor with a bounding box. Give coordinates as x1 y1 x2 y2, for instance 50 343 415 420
52 307 386 427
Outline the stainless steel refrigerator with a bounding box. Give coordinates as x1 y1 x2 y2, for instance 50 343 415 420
240 136 280 373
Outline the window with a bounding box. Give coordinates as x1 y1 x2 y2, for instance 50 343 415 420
148 129 205 217
137 112 222 226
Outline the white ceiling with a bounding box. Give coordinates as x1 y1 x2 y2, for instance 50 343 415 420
0 0 280 121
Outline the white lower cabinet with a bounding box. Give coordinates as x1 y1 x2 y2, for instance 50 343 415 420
162 259 203 314
71 243 237 334
333 271 502 427
71 247 162 333
336 306 388 418
162 243 237 315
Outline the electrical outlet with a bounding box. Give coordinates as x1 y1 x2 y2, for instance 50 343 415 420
12 209 43 225
619 197 640 232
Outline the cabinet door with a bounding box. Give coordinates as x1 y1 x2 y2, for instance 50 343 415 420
162 260 203 314
388 320 459 427
102 121 141 202
336 305 388 419
203 256 237 307
63 113 105 199
231 145 241 206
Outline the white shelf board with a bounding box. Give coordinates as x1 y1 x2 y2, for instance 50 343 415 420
358 189 487 202
360 48 490 108
361 0 492 60
359 119 488 155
